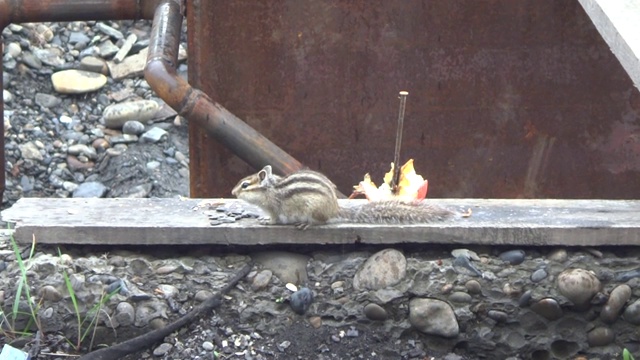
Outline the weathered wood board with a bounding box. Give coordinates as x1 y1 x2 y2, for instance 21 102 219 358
2 198 639 246
578 0 640 90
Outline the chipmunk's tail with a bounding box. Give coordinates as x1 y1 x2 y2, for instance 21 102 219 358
337 200 453 224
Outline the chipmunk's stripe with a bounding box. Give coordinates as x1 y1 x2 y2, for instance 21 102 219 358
275 172 335 194
280 185 332 198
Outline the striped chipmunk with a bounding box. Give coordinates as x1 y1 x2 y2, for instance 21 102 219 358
231 165 453 229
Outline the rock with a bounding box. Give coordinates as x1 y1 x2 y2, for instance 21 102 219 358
51 69 107 94
67 155 95 171
96 22 124 40
600 284 631 323
353 249 406 291
5 42 22 58
35 93 62 108
290 287 313 315
19 141 43 161
487 310 508 323
448 291 472 304
68 144 98 160
548 248 568 262
465 280 482 294
141 126 168 143
451 248 480 261
202 341 214 351
102 100 160 129
153 343 173 357
109 134 139 144
3 90 13 103
113 33 137 63
363 303 388 321
98 39 119 58
409 298 459 338
250 270 272 291
21 51 42 69
114 302 135 327
79 56 109 75
72 181 108 198
33 48 64 68
122 120 146 135
557 268 601 308
251 251 309 285
530 298 563 321
623 299 640 325
499 249 526 265
530 268 548 282
38 285 63 302
587 327 614 347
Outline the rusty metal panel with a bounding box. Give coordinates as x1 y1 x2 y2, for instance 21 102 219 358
187 0 640 199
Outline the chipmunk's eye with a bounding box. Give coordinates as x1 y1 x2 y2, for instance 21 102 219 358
241 181 250 189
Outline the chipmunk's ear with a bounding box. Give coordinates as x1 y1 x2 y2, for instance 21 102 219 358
258 165 272 181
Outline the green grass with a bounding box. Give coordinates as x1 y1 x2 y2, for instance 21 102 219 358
1 231 120 354
624 349 636 360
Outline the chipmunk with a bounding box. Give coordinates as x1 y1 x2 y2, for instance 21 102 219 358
231 165 453 229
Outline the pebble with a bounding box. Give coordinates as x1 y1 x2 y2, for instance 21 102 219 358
449 291 472 304
72 181 107 198
363 303 388 321
252 252 309 285
557 268 601 308
19 141 44 161
530 268 548 283
462 280 480 295
499 249 526 265
3 89 13 103
79 56 109 75
141 126 168 143
194 290 213 302
5 42 22 58
290 287 313 315
122 120 146 135
114 302 135 326
68 144 98 160
102 100 160 129
353 248 406 291
600 284 631 323
21 51 43 69
98 40 119 58
202 341 214 351
487 310 508 323
96 22 124 40
250 270 272 291
153 343 173 357
548 248 568 262
35 93 62 108
409 298 459 338
587 327 614 347
51 69 108 94
309 316 322 328
625 299 640 325
530 298 563 320
38 285 63 302
451 248 480 261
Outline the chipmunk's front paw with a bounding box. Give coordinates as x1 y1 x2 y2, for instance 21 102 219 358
258 217 274 225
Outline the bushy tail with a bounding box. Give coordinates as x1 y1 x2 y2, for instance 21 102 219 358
338 200 453 224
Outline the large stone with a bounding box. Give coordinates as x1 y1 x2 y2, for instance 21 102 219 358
409 298 459 338
353 248 406 291
556 268 601 308
51 69 107 94
103 100 160 129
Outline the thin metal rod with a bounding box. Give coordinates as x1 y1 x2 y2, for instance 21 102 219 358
392 91 409 192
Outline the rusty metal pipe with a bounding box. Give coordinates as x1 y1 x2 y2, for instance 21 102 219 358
144 0 304 180
0 0 162 203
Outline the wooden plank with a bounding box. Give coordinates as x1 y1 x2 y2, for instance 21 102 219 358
578 0 640 90
2 198 639 246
